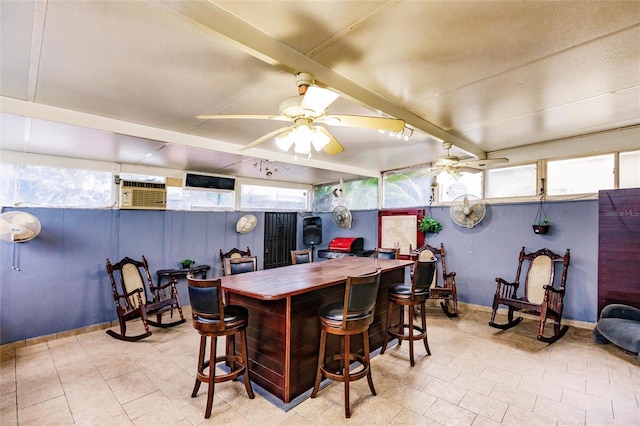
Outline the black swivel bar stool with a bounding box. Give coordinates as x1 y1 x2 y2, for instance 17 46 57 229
187 276 254 418
381 257 436 366
311 269 381 418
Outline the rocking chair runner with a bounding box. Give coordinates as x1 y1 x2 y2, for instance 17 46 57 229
489 247 571 343
411 243 459 317
105 256 185 341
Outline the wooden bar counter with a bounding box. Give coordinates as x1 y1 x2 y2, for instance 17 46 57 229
220 256 412 404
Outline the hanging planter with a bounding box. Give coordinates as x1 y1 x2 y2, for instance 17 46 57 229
532 179 550 234
419 216 442 234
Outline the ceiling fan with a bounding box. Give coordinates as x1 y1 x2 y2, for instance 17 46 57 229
197 72 405 158
428 142 509 177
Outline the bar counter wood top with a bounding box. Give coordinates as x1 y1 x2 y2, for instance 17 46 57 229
219 257 413 405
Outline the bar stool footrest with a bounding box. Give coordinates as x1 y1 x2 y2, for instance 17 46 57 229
196 354 246 384
320 353 370 382
387 323 427 341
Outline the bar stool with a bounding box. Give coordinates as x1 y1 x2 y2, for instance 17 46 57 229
380 258 436 366
311 269 381 418
187 276 254 418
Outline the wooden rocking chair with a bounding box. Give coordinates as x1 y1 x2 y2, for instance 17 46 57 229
412 243 459 317
105 256 185 341
489 247 571 343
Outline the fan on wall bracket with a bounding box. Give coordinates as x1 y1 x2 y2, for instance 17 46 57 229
428 142 509 177
236 214 257 234
333 205 352 230
0 211 42 242
197 72 405 157
450 195 486 229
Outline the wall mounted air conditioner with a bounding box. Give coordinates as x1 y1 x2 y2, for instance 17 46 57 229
183 172 236 192
119 180 167 210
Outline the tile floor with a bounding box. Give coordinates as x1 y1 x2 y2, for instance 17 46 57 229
1 305 639 425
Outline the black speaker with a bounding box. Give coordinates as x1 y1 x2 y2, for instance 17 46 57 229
303 216 322 246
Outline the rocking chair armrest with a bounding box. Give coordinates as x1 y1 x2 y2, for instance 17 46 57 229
150 278 179 293
113 287 144 301
543 285 564 295
495 277 517 287
444 272 456 279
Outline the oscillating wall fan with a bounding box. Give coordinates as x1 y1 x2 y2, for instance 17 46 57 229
0 211 42 242
428 142 509 176
333 206 352 230
450 195 486 229
198 72 405 156
236 214 257 234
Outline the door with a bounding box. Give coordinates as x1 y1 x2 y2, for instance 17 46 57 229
264 212 297 269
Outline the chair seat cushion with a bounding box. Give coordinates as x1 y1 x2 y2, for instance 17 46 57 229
320 302 372 321
389 284 428 297
196 305 248 324
593 318 640 355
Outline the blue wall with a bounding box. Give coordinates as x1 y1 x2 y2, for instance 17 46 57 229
0 201 598 344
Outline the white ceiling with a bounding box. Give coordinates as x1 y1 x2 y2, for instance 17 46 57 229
1 1 639 185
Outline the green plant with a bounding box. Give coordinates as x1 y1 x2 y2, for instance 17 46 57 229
419 216 442 234
181 259 195 269
537 217 550 226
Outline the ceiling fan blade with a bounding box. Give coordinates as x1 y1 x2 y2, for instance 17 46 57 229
315 126 344 155
321 114 405 132
456 166 483 174
457 158 509 168
197 114 291 122
426 166 443 176
300 86 340 114
239 126 294 151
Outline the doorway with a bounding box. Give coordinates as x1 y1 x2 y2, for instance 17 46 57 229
263 212 297 269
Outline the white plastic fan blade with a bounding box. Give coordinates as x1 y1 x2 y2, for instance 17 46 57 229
456 166 482 174
457 158 509 168
239 125 295 151
314 126 344 155
196 114 291 122
425 166 443 176
300 86 340 114
321 114 405 132
13 212 38 227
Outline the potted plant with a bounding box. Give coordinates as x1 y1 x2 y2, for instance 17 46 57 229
181 259 196 269
419 216 443 234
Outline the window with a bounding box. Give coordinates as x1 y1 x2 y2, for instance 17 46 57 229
313 184 340 212
344 178 378 210
241 184 308 210
619 150 640 189
485 164 537 198
547 154 614 196
167 187 234 210
0 163 111 208
383 169 433 208
437 172 482 202
314 178 378 212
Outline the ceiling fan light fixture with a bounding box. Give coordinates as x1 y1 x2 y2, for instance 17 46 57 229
310 127 330 151
275 131 295 151
294 138 311 155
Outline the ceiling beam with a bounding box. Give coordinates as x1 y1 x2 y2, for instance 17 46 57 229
1 97 381 178
172 1 486 159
